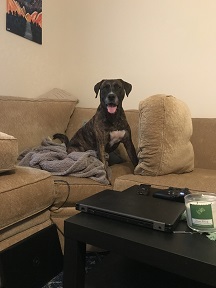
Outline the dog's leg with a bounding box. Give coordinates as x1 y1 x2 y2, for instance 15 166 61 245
122 132 138 167
97 137 111 183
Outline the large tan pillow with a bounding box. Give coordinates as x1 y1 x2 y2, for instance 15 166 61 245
0 132 18 173
134 94 194 176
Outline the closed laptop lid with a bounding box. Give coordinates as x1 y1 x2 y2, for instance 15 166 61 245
76 185 185 232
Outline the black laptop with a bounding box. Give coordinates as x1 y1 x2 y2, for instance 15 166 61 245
76 185 185 232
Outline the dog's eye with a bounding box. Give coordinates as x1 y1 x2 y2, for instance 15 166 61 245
114 84 121 90
103 84 110 90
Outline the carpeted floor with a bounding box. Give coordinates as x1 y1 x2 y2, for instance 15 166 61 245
43 272 63 288
43 252 213 288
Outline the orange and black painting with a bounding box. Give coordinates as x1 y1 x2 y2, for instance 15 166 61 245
6 0 42 44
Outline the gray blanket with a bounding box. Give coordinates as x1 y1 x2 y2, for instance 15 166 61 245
18 138 110 185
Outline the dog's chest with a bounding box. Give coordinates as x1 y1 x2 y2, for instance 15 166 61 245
109 130 125 146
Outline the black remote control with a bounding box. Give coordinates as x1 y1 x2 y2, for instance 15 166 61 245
153 187 190 202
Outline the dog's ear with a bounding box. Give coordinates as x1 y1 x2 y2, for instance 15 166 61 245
120 80 132 97
94 80 104 98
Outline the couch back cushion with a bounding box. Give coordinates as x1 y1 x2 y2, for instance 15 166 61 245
191 118 216 170
66 107 97 138
0 93 77 153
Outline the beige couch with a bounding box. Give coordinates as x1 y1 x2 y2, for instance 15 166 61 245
1 89 216 255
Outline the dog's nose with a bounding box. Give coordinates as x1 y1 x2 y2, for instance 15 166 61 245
108 94 115 101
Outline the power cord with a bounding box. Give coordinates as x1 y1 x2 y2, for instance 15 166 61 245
51 179 70 212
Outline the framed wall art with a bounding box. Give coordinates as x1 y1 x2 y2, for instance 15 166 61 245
6 0 42 44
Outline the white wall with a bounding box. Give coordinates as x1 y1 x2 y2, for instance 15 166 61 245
0 0 65 97
1 1 216 117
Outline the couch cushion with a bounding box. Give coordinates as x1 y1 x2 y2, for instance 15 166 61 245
51 162 134 209
0 132 18 173
135 95 194 176
0 91 78 153
0 167 54 230
66 107 96 138
114 168 216 193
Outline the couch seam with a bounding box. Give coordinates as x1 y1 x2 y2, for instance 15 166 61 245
0 138 17 141
0 215 51 240
0 174 53 195
64 108 78 134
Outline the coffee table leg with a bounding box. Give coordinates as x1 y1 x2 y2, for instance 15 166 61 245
63 236 86 288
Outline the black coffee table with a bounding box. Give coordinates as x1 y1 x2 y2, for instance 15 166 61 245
63 212 216 288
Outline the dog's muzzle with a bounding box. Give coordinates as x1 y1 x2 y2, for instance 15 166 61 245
106 94 119 114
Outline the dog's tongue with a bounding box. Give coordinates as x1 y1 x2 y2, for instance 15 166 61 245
107 105 117 114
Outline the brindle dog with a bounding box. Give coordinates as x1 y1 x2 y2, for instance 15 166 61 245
53 79 138 181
